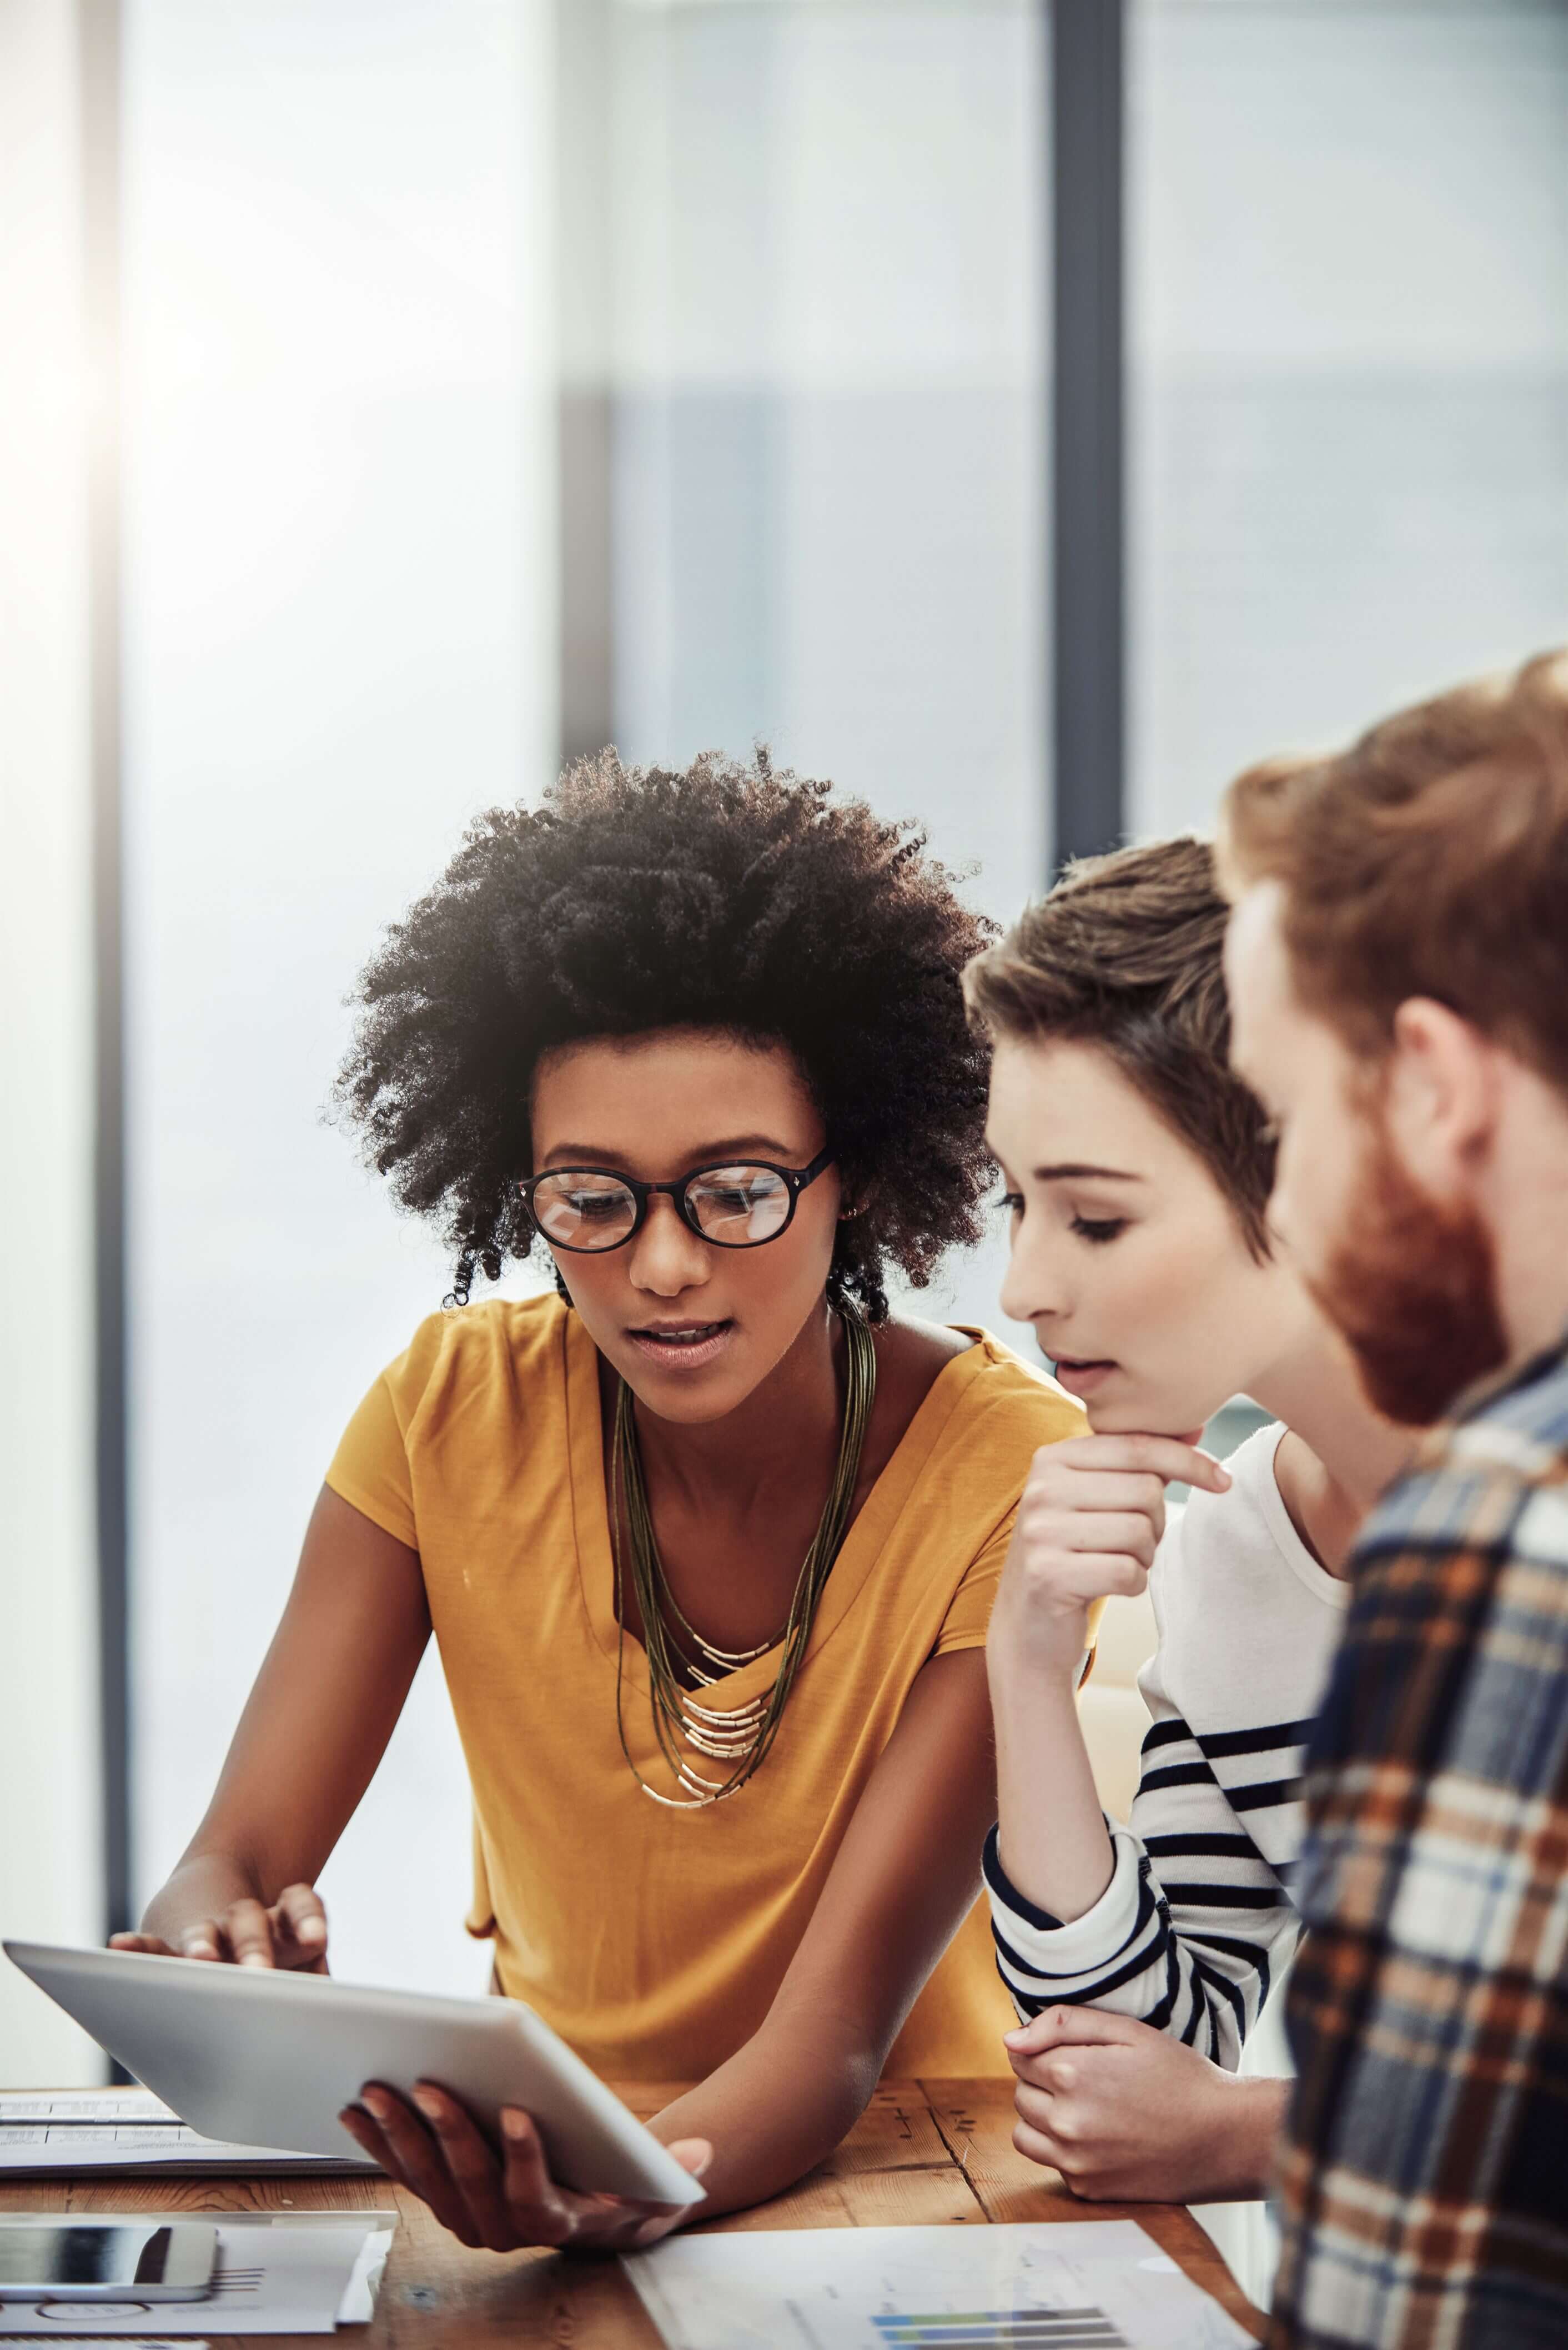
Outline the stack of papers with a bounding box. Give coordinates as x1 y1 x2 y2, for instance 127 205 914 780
0 2211 396 2337
0 2091 376 2178
626 2221 1254 2350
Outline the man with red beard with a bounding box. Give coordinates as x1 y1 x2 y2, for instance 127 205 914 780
1219 647 1568 2350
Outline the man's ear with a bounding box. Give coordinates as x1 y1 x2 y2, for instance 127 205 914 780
1384 997 1500 1199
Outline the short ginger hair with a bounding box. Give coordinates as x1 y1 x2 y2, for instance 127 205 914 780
336 747 996 1319
1218 646 1568 1095
963 836 1276 1256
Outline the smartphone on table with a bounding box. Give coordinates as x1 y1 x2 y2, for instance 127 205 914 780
0 2220 217 2301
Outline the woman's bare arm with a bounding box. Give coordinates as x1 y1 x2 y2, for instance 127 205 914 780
350 1642 1004 2244
116 1487 430 1967
987 1434 1228 1923
649 1645 1001 2213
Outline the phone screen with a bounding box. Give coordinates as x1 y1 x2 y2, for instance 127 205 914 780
0 2226 178 2289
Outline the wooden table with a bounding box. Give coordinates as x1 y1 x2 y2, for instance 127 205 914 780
1 2080 1264 2345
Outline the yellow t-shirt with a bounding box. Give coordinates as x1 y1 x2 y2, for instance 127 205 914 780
325 1294 1083 2080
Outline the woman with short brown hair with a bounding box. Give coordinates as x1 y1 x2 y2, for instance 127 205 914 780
968 836 1410 2216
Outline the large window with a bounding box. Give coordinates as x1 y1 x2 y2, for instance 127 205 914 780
1130 0 1568 832
5 1 1564 2075
120 0 1045 2003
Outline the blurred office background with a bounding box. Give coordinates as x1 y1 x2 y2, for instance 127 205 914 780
2 0 1565 2082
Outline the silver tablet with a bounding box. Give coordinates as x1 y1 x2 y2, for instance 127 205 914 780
3 1941 704 2208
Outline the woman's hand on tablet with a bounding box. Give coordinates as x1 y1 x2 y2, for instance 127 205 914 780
989 1432 1229 1684
339 2082 712 2253
110 1883 330 1972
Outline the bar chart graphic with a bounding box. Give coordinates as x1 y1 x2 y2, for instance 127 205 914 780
872 2310 1127 2347
627 2220 1254 2350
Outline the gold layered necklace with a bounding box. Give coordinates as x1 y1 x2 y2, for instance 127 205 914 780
611 1299 877 1809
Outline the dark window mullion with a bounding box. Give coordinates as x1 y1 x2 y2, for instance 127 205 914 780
1050 0 1125 874
81 0 132 1964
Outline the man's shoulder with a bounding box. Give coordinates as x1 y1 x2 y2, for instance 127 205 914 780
1448 1334 1568 1471
1358 1338 1568 1564
1309 1346 1568 1853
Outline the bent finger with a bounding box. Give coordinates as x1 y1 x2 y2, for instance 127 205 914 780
1046 1509 1158 1561
665 2137 713 2184
1016 1541 1150 1602
1012 2116 1074 2177
272 1884 329 1957
1032 1468 1168 1522
175 1919 227 1963
1012 2080 1060 2135
411 2084 516 2252
1005 2004 1148 2057
1009 2046 1080 2098
219 1900 277 1967
1052 1434 1229 1493
359 2085 480 2247
338 2103 401 2181
497 2107 583 2247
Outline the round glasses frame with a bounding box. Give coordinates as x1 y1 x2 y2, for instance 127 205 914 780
519 1145 836 1254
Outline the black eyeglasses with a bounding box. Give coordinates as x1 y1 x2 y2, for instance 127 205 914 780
519 1147 835 1255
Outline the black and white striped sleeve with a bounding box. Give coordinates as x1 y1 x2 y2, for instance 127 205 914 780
983 1641 1307 2068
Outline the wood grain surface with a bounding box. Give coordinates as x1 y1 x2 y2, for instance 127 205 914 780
0 2081 1265 2346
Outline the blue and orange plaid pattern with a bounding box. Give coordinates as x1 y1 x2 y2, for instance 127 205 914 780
1270 1335 1568 2349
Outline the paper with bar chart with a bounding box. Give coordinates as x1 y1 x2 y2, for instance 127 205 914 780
625 2222 1253 2350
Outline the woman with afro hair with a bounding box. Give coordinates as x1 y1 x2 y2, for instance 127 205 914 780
117 751 1083 2248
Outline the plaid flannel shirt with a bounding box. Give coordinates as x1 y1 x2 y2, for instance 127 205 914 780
1269 1334 1568 2350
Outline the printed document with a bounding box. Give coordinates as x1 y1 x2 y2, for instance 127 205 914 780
0 2216 395 2337
626 2221 1254 2350
0 2091 374 2177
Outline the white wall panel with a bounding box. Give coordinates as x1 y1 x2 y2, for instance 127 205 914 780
0 0 104 2086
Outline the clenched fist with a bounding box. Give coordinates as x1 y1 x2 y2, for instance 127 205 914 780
1004 2004 1285 2203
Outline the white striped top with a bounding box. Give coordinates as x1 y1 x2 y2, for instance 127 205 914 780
984 1423 1350 2067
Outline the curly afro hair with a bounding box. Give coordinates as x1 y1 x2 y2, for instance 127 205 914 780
335 748 997 1321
